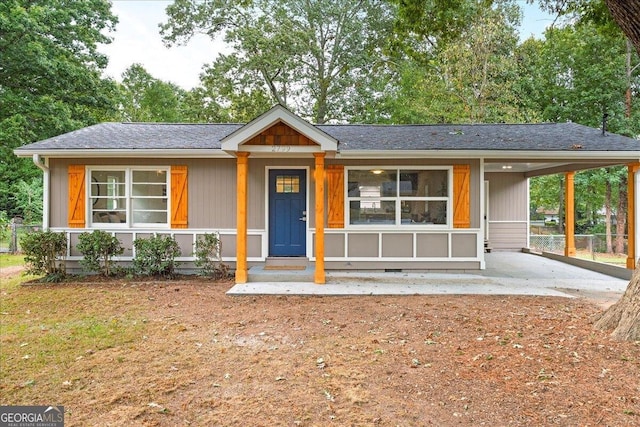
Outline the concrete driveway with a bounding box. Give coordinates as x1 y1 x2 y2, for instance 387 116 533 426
227 252 629 305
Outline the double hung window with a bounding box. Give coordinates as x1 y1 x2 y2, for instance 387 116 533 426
347 167 451 226
89 168 169 227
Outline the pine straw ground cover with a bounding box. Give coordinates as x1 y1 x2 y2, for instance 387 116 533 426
1 272 639 426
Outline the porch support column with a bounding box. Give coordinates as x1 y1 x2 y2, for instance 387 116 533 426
627 163 639 269
564 171 576 257
314 153 326 284
235 152 250 283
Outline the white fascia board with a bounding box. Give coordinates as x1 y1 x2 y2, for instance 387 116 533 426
221 104 338 152
13 149 234 159
336 150 640 161
237 145 322 155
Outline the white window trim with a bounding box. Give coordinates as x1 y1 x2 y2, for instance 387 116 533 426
345 166 453 229
87 166 171 229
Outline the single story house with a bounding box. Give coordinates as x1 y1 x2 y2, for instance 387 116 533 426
14 105 640 283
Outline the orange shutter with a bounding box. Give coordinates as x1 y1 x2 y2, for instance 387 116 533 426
453 164 470 228
171 165 188 228
326 165 344 228
68 165 86 228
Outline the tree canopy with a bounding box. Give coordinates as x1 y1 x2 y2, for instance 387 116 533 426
0 0 119 217
160 0 394 123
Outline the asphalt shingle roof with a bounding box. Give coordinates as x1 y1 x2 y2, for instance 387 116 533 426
318 123 639 151
14 121 640 153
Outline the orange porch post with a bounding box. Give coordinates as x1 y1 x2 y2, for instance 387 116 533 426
564 171 576 257
235 152 250 283
314 153 326 284
627 163 639 269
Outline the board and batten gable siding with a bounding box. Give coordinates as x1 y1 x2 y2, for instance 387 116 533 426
486 172 529 250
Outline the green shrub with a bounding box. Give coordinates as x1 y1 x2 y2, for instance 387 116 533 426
133 235 181 278
194 232 229 279
77 230 124 276
0 211 9 243
20 230 67 281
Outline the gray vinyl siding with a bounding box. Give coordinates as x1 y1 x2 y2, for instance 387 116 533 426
49 156 483 269
488 222 528 250
189 159 237 228
486 172 529 250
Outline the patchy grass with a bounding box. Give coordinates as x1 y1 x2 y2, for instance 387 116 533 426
576 251 628 266
1 277 145 407
0 254 25 268
1 274 639 426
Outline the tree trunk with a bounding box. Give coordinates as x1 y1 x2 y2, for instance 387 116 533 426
593 262 640 341
605 0 640 56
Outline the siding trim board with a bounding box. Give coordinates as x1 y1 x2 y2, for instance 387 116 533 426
314 229 482 263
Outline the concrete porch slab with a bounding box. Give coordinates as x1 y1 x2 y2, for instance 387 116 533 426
227 252 630 299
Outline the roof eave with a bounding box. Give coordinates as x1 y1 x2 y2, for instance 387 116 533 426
13 148 232 159
337 149 640 161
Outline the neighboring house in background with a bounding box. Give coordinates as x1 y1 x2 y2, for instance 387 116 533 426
534 208 560 225
14 105 640 283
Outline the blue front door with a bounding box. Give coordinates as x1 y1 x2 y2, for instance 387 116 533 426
269 169 307 256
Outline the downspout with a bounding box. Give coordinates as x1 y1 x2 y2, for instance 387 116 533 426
32 154 49 230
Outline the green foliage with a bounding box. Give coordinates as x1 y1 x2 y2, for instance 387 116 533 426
77 230 124 276
518 21 634 128
133 235 181 278
119 64 192 122
390 0 489 63
0 0 120 215
161 0 394 124
0 211 9 243
12 178 43 224
20 230 67 281
194 233 229 279
382 2 531 124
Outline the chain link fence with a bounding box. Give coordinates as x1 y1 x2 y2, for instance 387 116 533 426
530 234 628 265
0 222 42 253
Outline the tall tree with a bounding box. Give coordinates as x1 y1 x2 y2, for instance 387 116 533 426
119 64 189 123
535 0 640 55
389 0 491 64
160 0 394 123
522 22 630 127
382 2 529 123
0 0 119 218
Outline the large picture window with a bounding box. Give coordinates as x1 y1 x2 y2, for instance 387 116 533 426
347 167 451 226
89 168 169 227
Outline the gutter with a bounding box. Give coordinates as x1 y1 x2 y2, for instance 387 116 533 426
14 149 235 159
32 154 49 230
335 150 640 161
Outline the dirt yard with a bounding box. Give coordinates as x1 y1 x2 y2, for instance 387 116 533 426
1 271 639 426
